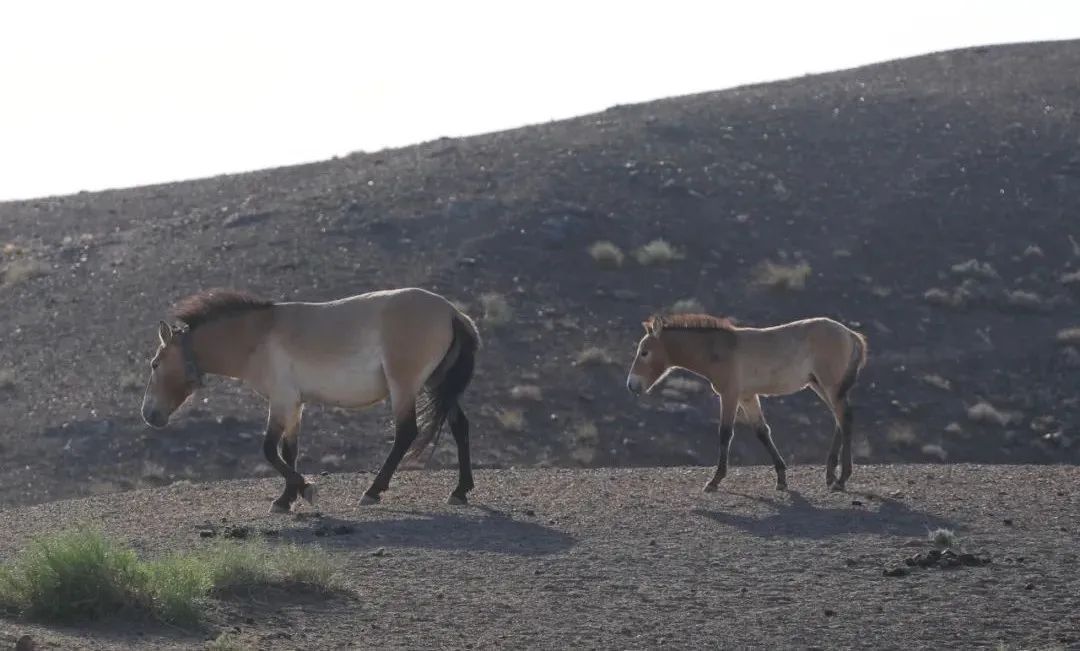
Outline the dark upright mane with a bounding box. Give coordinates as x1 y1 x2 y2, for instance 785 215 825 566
649 313 737 332
170 288 274 330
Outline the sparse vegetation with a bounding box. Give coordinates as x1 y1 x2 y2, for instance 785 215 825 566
1 258 50 288
479 292 512 327
920 374 952 391
967 401 1020 427
494 408 526 432
588 241 625 269
208 633 251 651
0 528 339 626
1001 289 1045 312
921 443 948 461
928 528 957 549
634 239 682 266
570 420 599 465
575 346 615 366
924 285 972 308
670 298 704 314
950 259 998 279
1056 327 1080 345
751 260 812 291
887 423 918 447
510 384 543 401
1061 270 1080 288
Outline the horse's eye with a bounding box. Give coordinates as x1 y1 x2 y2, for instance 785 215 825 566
640 350 649 359
151 360 159 370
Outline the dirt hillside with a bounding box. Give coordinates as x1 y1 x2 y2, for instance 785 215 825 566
1 40 1079 506
1 464 1078 650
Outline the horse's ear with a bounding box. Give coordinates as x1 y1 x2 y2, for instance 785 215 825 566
642 318 662 337
157 321 173 345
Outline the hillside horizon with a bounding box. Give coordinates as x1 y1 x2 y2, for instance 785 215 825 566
1 38 1078 507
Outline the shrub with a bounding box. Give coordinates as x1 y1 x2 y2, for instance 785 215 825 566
634 239 681 266
751 260 811 291
588 241 624 269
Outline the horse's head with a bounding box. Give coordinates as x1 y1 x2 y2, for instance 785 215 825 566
141 321 200 428
626 317 672 395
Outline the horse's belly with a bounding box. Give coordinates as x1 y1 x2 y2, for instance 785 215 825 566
742 360 812 396
296 357 389 408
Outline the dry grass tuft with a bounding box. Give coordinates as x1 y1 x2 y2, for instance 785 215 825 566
1002 289 1045 311
1 258 50 288
929 528 957 548
634 239 682 266
886 423 918 447
663 376 706 393
751 260 812 291
509 385 543 401
670 298 704 314
575 346 615 366
570 421 600 465
494 409 526 432
1055 327 1080 346
921 443 948 461
950 259 998 279
966 401 1020 427
479 292 512 327
588 241 625 269
920 374 952 391
1061 269 1080 288
924 286 971 308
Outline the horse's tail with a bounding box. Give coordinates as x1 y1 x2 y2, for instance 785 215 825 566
836 327 868 402
405 307 481 462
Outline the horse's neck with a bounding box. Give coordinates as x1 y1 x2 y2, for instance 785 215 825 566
664 330 727 376
191 311 272 380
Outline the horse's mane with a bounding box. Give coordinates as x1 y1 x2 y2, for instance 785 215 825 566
170 288 274 330
648 313 737 332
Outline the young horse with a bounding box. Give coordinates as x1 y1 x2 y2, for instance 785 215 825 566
140 287 481 513
626 313 868 492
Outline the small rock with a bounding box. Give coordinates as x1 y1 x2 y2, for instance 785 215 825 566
1003 518 1013 526
371 547 387 557
1025 582 1035 590
851 500 864 507
199 529 217 538
824 608 836 617
16 635 36 651
524 509 536 517
883 566 910 577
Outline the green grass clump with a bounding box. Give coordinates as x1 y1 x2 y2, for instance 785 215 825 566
928 528 957 549
0 528 338 626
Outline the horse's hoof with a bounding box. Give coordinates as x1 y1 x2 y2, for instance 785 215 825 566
359 493 380 506
702 482 719 493
830 482 846 492
269 501 292 514
447 494 468 506
775 482 788 491
301 484 318 505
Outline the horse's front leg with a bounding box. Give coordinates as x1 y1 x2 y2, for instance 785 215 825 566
704 388 738 493
264 402 315 513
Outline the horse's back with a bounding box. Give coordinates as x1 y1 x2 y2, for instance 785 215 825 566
267 288 458 407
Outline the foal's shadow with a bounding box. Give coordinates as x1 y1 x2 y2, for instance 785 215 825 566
692 490 959 540
275 505 575 557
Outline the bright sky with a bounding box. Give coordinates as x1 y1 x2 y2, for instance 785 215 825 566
0 1 1075 202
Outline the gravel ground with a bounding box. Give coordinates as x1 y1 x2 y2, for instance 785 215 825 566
2 463 1078 650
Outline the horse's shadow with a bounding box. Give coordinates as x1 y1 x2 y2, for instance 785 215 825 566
274 505 575 557
692 490 959 539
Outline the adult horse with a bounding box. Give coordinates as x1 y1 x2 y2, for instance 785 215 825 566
141 287 481 512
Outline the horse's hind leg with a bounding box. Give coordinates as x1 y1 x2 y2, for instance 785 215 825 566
447 404 474 505
361 401 419 505
739 396 787 490
833 396 855 490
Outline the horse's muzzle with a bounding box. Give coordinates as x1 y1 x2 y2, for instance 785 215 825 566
626 375 644 395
